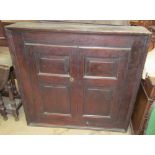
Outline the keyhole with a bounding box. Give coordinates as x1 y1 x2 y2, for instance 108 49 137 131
86 121 89 125
70 77 74 82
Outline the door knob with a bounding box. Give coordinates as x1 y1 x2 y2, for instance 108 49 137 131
70 77 74 82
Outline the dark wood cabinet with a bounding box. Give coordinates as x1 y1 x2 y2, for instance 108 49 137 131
5 21 151 131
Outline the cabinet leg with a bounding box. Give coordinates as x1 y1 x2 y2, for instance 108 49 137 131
10 69 18 96
7 80 19 121
13 110 19 121
0 93 8 120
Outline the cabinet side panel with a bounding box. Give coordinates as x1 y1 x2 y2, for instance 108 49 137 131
5 30 36 123
119 35 151 130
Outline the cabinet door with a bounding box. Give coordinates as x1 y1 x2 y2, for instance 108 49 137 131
78 47 130 129
25 44 78 126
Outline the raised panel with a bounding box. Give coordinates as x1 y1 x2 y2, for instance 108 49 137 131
85 57 118 78
83 87 113 118
41 84 71 115
38 56 69 75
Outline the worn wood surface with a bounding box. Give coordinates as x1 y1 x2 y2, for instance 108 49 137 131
5 21 151 131
6 21 151 35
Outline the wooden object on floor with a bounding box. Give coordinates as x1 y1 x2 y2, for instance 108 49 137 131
144 77 155 100
130 20 155 51
0 93 7 120
148 26 155 51
0 66 9 120
130 20 155 28
5 21 151 131
0 46 22 120
131 77 155 134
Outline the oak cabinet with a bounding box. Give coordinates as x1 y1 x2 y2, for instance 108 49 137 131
5 21 151 131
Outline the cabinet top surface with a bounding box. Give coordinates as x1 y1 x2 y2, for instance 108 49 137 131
6 21 151 35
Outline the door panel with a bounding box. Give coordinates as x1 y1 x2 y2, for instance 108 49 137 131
85 57 118 78
83 86 113 117
25 44 78 124
38 56 69 75
78 47 131 127
41 84 71 115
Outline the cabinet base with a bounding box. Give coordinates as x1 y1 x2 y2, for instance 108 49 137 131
28 122 128 133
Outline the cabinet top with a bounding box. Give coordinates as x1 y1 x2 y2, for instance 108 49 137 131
6 21 151 35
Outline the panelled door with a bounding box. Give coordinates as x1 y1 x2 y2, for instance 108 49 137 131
25 44 79 125
24 43 130 128
77 47 130 128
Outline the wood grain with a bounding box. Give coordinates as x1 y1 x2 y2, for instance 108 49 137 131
5 21 151 131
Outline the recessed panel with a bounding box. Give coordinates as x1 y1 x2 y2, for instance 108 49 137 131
41 84 71 114
83 87 113 117
38 56 69 75
85 57 118 78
